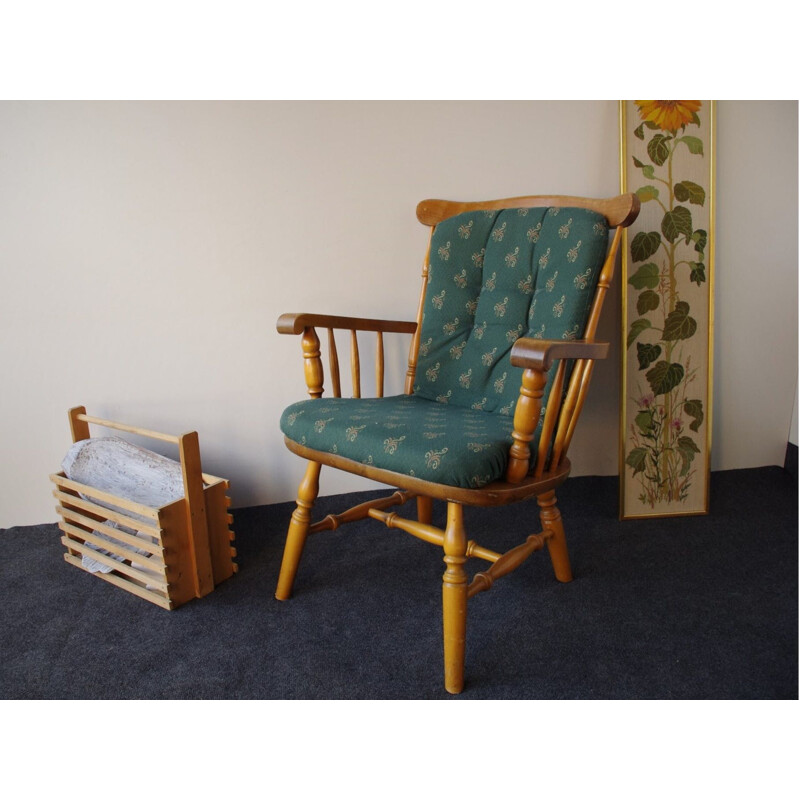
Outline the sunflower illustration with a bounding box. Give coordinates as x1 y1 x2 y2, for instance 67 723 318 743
635 100 701 133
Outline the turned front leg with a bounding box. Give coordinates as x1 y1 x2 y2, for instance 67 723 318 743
442 502 468 694
275 460 322 600
537 490 572 583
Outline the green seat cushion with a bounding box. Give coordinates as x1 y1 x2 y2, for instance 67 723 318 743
280 394 515 489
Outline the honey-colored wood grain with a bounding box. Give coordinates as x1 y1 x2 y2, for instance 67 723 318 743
509 339 609 371
69 406 91 442
51 487 164 539
369 507 500 564
51 472 161 521
506 368 547 484
277 313 416 336
538 490 572 582
468 531 552 599
310 490 413 534
301 327 324 399
375 331 384 398
157 496 197 608
417 495 433 525
283 437 571 507
63 553 173 610
179 431 214 598
327 329 342 398
442 502 468 694
55 504 164 558
59 531 170 592
417 193 640 228
534 359 566 478
203 479 237 584
275 460 322 600
75 413 180 444
350 330 361 399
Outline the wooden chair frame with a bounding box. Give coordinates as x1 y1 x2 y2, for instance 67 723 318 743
275 193 640 693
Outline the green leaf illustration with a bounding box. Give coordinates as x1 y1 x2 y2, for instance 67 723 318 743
647 133 671 166
627 318 653 349
626 446 649 475
679 135 704 155
636 342 662 370
692 229 707 254
677 435 701 476
689 262 706 286
636 185 660 203
631 231 662 262
662 206 693 244
632 155 656 179
683 399 704 432
663 301 698 341
634 123 645 140
635 410 655 435
637 290 660 315
646 360 685 396
674 180 706 206
628 262 660 290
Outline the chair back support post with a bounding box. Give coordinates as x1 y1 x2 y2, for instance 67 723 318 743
404 231 434 395
327 329 342 398
548 223 626 469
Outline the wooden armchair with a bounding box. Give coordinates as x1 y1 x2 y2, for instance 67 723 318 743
275 193 640 693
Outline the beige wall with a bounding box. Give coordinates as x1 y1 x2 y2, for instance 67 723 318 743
0 101 796 527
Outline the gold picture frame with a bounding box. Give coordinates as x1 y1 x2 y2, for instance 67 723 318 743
619 101 715 519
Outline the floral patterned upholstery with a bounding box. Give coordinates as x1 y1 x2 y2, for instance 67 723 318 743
280 206 609 488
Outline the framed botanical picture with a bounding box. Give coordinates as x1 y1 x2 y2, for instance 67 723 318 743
619 101 715 519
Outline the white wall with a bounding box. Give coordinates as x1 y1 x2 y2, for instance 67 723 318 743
0 101 796 527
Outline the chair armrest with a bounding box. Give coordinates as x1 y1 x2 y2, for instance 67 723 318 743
277 313 417 335
505 339 609 484
510 338 609 371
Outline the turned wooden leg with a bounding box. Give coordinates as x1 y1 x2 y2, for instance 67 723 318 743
417 495 433 525
442 502 468 694
275 460 322 600
537 490 572 583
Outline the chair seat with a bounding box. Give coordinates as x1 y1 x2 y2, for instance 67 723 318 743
280 394 516 488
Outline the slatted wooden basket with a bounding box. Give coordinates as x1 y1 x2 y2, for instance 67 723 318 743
50 406 237 610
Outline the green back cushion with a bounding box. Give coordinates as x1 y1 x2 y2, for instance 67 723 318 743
413 206 609 416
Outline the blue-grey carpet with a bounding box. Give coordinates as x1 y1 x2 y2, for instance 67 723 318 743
1 467 796 699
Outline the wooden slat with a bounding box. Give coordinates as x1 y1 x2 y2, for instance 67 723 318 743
64 553 173 610
328 328 342 398
58 518 166 572
75 413 180 444
350 330 361 398
550 360 588 469
405 241 432 395
56 504 164 557
59 532 170 592
52 488 163 539
50 473 161 521
534 359 567 478
376 331 384 398
179 431 214 598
